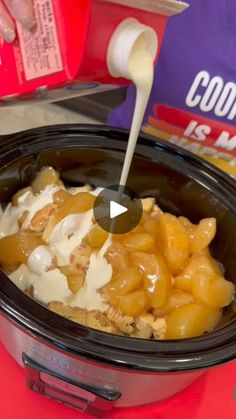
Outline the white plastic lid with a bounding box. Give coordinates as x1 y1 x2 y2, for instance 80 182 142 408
107 18 158 79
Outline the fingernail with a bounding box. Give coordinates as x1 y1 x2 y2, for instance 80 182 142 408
11 0 35 30
21 16 36 30
3 27 16 42
0 16 16 43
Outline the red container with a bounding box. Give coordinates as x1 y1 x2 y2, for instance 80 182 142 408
0 0 188 105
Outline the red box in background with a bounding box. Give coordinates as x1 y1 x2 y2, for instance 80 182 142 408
0 341 235 419
0 0 188 105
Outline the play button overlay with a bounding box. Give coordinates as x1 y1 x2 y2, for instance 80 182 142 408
94 185 143 234
110 201 128 219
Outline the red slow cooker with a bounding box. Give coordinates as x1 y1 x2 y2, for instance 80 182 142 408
0 125 235 417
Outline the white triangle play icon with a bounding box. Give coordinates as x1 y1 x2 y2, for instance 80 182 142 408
110 201 128 219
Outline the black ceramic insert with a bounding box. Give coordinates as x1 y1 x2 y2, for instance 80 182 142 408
0 125 235 372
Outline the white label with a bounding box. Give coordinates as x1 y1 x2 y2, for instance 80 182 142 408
17 0 63 81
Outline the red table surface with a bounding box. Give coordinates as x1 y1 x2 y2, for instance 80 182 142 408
0 341 235 419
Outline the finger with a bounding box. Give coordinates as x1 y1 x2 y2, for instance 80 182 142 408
0 1 15 43
4 0 35 30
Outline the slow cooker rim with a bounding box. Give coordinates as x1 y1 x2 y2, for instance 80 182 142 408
1 123 236 199
1 121 236 186
0 124 235 372
1 284 236 373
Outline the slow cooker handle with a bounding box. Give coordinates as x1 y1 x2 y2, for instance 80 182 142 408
22 353 121 416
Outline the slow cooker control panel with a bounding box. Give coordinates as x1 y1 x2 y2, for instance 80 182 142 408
23 353 121 416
